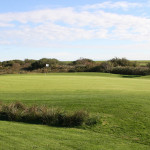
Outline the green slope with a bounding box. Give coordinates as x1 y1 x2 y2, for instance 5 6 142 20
0 121 149 150
0 73 150 149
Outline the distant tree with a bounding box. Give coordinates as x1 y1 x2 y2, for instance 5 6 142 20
72 58 94 66
31 58 60 69
109 57 136 67
90 61 113 72
2 60 14 67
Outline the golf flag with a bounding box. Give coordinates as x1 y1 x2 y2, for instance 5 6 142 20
46 64 49 67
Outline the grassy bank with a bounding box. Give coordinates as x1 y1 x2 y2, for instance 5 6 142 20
0 73 150 149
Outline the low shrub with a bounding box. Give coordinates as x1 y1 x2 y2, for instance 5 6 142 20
72 58 94 66
90 62 113 73
111 66 150 75
0 102 99 127
85 115 100 126
30 58 60 70
109 57 138 67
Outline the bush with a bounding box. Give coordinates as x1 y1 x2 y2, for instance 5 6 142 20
85 115 100 126
69 58 95 72
72 58 94 66
111 66 150 75
65 110 89 126
0 102 25 121
30 58 60 70
110 57 138 67
24 59 36 64
147 62 150 69
90 62 113 73
0 102 98 127
13 60 25 65
2 61 14 67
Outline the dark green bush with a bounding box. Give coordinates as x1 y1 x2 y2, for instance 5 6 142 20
110 57 138 67
69 58 95 72
90 62 113 73
111 66 150 75
72 58 94 66
2 61 14 67
30 58 60 70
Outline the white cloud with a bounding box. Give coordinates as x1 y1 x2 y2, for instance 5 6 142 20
0 22 14 27
0 1 150 46
83 1 142 10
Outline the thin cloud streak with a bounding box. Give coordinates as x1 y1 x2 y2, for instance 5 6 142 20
82 1 142 10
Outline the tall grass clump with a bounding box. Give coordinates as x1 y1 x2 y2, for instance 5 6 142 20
0 102 99 127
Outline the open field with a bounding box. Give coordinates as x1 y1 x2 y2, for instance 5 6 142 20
0 73 150 149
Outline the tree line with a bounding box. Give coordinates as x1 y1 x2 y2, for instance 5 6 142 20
0 57 150 75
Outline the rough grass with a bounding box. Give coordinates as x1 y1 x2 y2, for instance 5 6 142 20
0 73 150 149
0 102 97 127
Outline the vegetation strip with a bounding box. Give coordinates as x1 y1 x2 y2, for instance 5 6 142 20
0 102 99 127
1 57 150 75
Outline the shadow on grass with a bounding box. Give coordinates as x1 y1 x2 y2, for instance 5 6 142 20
122 75 142 78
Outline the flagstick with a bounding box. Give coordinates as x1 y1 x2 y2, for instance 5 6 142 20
45 64 49 76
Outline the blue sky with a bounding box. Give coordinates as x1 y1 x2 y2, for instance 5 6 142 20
0 0 150 61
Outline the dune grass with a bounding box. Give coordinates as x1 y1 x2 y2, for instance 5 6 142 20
0 72 150 149
0 102 96 127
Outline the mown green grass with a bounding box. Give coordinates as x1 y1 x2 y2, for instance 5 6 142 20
0 73 150 149
0 121 149 150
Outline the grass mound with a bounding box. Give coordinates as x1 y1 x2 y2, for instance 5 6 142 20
0 102 99 127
